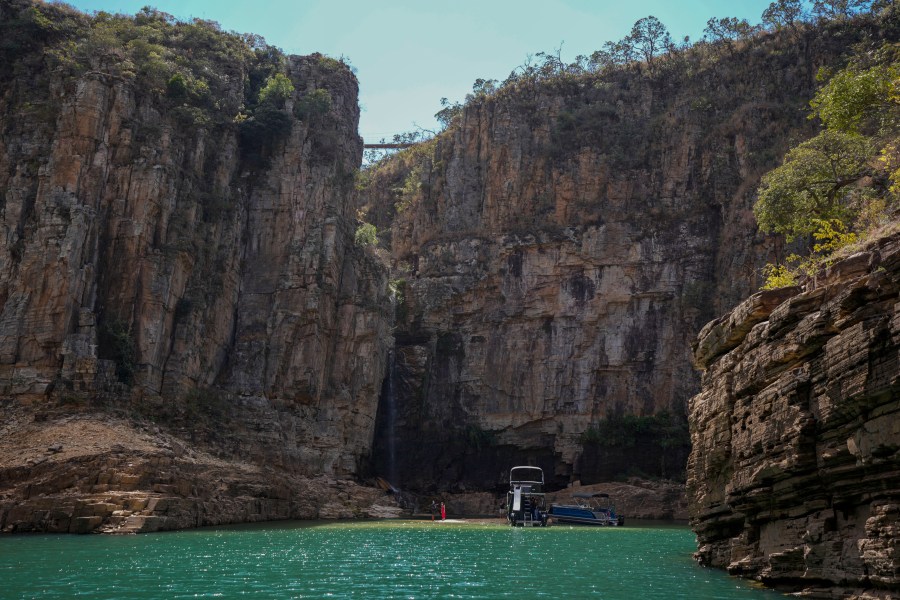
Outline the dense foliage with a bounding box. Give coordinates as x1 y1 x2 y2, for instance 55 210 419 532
0 0 350 162
353 222 378 246
755 130 878 239
755 42 899 286
412 0 889 132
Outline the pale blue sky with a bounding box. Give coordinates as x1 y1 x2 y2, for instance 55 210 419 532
64 0 777 141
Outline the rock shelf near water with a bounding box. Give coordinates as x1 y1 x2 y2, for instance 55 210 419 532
687 233 900 598
0 403 402 533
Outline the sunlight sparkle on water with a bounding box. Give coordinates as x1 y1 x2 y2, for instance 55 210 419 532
0 520 786 599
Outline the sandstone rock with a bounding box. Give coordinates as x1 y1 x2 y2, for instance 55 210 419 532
0 410 406 533
687 233 900 597
693 287 802 370
0 6 393 529
69 516 102 534
357 20 883 492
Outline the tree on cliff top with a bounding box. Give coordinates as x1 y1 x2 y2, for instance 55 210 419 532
755 130 876 240
812 0 872 20
762 0 807 33
630 16 672 73
755 43 900 287
257 72 294 108
703 17 758 55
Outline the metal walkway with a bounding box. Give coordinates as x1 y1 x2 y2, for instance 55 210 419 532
362 143 415 149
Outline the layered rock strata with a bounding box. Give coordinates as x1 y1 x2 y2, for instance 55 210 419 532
0 51 390 476
0 403 401 533
687 234 900 597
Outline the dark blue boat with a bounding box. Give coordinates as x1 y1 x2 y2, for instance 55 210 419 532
548 492 624 526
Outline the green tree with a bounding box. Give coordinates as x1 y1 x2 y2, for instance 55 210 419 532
810 62 899 134
435 97 462 129
471 78 498 96
812 0 871 19
294 88 332 120
760 263 799 289
630 16 671 72
703 16 756 51
166 72 189 99
811 48 900 196
354 223 378 247
762 0 806 33
755 130 874 239
756 45 899 244
870 0 895 12
589 38 637 70
257 72 294 108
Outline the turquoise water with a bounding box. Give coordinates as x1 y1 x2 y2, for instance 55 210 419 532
0 520 783 599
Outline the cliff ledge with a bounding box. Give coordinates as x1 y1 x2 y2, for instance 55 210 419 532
687 232 900 598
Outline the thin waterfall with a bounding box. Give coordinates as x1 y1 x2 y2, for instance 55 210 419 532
385 350 397 487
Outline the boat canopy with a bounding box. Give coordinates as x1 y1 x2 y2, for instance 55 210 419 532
509 466 544 484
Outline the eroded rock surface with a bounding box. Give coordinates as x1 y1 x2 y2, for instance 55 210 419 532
360 20 900 492
687 234 900 597
0 3 392 531
0 53 390 476
0 402 401 533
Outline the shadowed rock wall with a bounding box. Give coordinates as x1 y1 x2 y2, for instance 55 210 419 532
687 234 900 596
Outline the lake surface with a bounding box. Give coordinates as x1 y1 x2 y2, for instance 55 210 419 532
0 520 783 599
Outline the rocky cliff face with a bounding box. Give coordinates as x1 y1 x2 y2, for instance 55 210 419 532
0 2 394 532
2 0 898 539
687 233 900 597
360 17 897 492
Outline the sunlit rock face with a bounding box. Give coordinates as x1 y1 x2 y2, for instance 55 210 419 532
687 234 900 596
360 23 886 492
0 23 392 478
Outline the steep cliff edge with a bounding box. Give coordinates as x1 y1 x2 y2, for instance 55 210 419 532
687 233 900 597
360 13 899 492
0 1 395 532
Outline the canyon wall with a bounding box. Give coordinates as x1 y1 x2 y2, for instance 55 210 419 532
0 2 394 532
687 233 900 597
360 15 897 492
1 0 898 539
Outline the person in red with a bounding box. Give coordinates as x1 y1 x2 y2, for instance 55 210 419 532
440 502 446 521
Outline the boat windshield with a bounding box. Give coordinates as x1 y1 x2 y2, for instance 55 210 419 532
509 466 544 485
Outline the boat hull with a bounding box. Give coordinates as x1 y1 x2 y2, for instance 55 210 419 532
549 514 620 526
548 505 621 526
